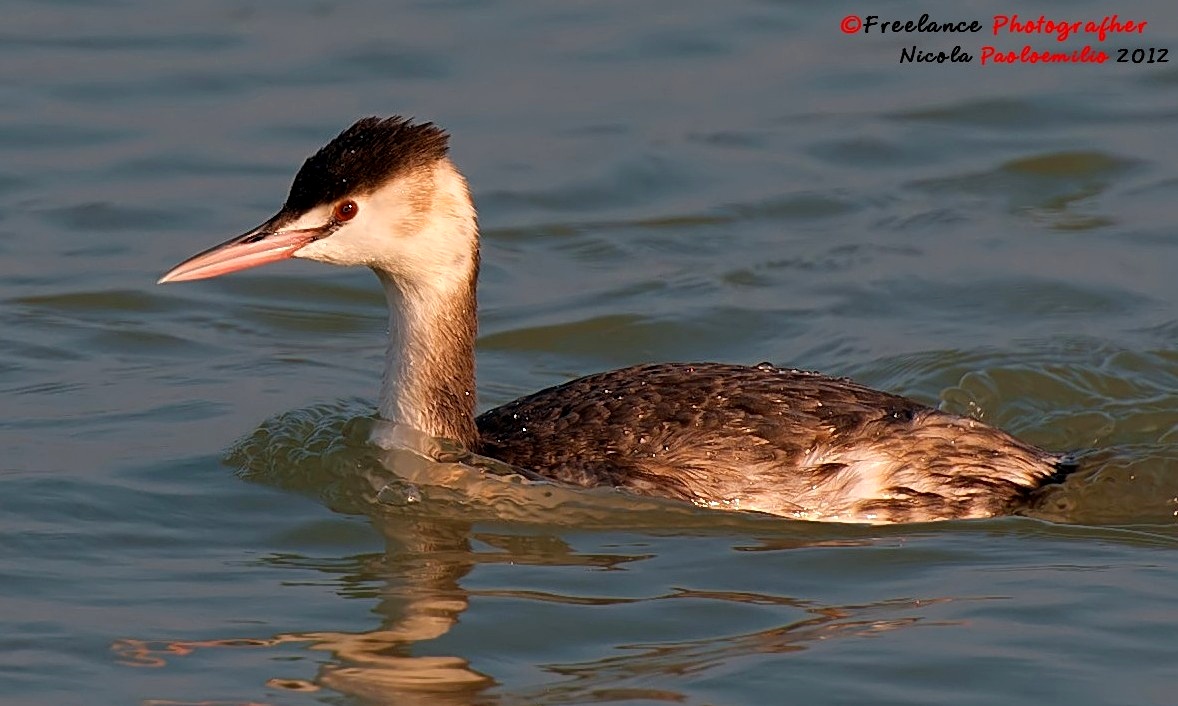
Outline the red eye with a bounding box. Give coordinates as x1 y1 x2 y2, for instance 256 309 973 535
334 200 358 221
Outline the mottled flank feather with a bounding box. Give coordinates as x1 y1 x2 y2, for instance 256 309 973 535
285 117 450 212
476 362 1068 523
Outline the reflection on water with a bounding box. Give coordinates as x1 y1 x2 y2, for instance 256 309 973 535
111 394 1178 703
113 515 487 704
113 505 955 705
512 596 957 706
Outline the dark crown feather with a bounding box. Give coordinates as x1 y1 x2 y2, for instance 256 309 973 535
284 116 450 212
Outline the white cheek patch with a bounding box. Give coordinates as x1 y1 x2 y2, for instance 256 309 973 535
285 165 474 273
292 237 333 262
293 215 377 266
287 204 334 232
288 204 346 263
293 230 372 265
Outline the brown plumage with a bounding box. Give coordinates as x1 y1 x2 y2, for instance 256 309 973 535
160 117 1076 524
476 362 1069 523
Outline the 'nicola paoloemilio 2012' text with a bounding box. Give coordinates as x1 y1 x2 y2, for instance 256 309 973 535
839 13 1166 66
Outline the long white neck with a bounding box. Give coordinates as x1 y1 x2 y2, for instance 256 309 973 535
374 160 480 447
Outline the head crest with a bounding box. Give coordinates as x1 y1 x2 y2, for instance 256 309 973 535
284 117 450 212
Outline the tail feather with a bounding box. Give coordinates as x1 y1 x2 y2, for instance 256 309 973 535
1040 452 1082 488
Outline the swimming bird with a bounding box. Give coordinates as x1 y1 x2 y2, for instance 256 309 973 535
159 116 1075 523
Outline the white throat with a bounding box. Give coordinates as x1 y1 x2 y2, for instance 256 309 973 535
374 160 480 447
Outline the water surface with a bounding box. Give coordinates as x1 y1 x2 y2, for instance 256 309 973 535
2 0 1177 703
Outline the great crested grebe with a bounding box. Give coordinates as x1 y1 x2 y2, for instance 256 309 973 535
160 116 1076 523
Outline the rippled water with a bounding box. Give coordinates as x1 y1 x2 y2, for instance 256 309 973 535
3 0 1178 703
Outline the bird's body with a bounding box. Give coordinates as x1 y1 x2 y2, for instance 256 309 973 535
475 362 1065 523
160 116 1073 524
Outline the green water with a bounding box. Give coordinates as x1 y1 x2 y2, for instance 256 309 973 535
2 0 1178 703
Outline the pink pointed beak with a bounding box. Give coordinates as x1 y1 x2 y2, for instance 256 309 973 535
158 216 331 284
